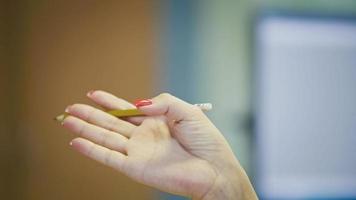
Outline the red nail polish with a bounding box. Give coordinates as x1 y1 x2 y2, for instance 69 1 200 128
87 90 96 97
134 99 152 107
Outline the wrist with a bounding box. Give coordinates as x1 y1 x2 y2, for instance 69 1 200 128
196 161 258 200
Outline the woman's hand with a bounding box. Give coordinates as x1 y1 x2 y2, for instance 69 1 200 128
62 91 258 200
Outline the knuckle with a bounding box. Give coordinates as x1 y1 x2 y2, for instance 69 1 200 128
107 117 120 131
78 123 87 137
100 131 110 147
104 150 113 166
158 92 172 100
85 107 97 122
86 144 96 157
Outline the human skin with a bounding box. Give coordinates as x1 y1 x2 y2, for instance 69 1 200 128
61 91 258 200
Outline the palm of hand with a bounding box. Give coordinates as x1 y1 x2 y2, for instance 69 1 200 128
123 117 217 198
62 92 257 200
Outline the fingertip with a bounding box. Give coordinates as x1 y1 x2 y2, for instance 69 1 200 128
88 90 110 102
62 116 80 132
88 90 109 98
70 137 83 144
86 90 95 97
65 105 72 113
69 138 88 153
61 115 71 127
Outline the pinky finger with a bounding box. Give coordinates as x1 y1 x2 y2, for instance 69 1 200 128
70 138 126 171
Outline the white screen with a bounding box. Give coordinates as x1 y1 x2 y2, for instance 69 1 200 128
256 16 356 199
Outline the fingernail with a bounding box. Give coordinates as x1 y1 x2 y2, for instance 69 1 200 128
65 105 71 113
134 99 152 107
87 90 96 97
69 141 73 146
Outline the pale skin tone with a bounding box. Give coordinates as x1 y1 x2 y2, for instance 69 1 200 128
62 91 258 200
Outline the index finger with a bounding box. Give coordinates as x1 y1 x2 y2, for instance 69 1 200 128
87 90 135 110
87 90 147 125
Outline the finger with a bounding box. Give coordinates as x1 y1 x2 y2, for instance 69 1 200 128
136 93 205 122
86 90 146 125
87 90 136 110
63 116 128 153
70 138 127 171
123 116 151 126
67 104 135 138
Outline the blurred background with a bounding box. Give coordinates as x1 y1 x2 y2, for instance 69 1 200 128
1 0 356 199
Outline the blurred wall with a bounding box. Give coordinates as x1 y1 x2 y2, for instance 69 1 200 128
159 1 356 199
1 1 25 198
0 0 10 196
2 0 158 199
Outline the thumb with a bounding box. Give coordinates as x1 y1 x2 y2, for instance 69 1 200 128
135 93 203 122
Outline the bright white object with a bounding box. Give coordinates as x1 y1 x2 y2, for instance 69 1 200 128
256 16 356 199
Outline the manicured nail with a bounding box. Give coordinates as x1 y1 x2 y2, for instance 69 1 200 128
134 99 152 107
87 90 96 97
69 141 73 146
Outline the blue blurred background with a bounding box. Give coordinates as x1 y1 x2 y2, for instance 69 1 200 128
159 1 356 199
1 0 355 199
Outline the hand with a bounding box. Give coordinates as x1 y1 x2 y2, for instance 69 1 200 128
62 91 258 199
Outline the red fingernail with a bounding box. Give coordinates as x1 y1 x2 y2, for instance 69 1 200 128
134 99 152 107
87 90 96 97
